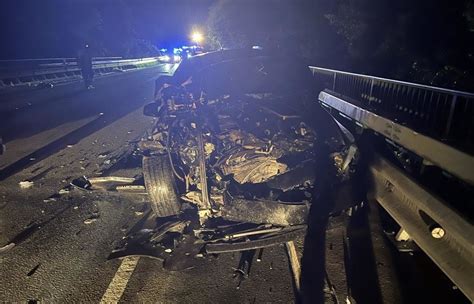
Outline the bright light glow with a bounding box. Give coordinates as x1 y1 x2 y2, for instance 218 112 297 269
173 55 181 62
191 31 203 44
159 55 171 62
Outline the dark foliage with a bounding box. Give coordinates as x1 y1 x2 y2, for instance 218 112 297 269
207 0 474 90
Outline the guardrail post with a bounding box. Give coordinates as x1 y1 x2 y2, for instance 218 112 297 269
444 95 457 139
332 72 337 91
368 78 374 106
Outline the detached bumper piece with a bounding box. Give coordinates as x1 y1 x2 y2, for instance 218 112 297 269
221 198 309 226
205 225 306 254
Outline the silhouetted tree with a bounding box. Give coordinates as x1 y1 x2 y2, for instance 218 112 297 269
206 0 474 90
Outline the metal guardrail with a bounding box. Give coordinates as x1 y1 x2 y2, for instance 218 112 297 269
319 91 474 185
311 66 474 301
370 155 474 302
310 66 474 154
0 56 160 87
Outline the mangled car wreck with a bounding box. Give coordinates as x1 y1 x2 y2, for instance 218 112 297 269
113 50 359 268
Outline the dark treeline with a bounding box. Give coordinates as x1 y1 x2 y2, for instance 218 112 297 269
1 0 472 90
207 0 474 90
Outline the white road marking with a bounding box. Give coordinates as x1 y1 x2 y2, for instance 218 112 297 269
285 241 301 292
100 256 140 303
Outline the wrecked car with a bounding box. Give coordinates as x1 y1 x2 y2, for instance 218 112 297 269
124 50 358 265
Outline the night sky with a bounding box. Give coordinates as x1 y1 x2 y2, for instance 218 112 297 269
1 0 472 90
0 0 213 59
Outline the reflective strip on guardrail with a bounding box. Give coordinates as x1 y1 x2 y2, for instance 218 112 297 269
310 66 474 155
319 91 474 185
0 56 160 86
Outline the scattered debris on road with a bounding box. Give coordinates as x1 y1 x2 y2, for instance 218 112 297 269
70 176 92 190
0 243 15 253
19 180 34 189
234 250 256 289
84 214 99 224
88 176 135 184
116 185 146 194
58 188 70 195
26 263 41 277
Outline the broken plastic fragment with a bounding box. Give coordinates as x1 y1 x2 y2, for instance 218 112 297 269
204 142 215 155
221 199 309 226
19 181 34 189
58 188 70 195
116 185 146 193
88 176 135 184
70 176 92 190
84 218 98 224
0 243 15 253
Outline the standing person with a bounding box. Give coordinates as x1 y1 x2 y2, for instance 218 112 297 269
78 43 94 89
0 137 5 155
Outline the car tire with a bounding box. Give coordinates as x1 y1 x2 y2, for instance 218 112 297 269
143 155 181 217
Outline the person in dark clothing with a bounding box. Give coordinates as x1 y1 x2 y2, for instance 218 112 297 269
0 137 5 155
78 44 94 89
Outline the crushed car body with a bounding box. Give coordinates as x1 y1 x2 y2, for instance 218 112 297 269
112 49 359 266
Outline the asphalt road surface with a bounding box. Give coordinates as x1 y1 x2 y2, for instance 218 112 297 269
0 65 469 303
0 66 298 303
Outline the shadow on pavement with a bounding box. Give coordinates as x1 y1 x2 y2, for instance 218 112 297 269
0 68 156 143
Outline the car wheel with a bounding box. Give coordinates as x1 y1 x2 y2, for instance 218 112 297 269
143 155 181 217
